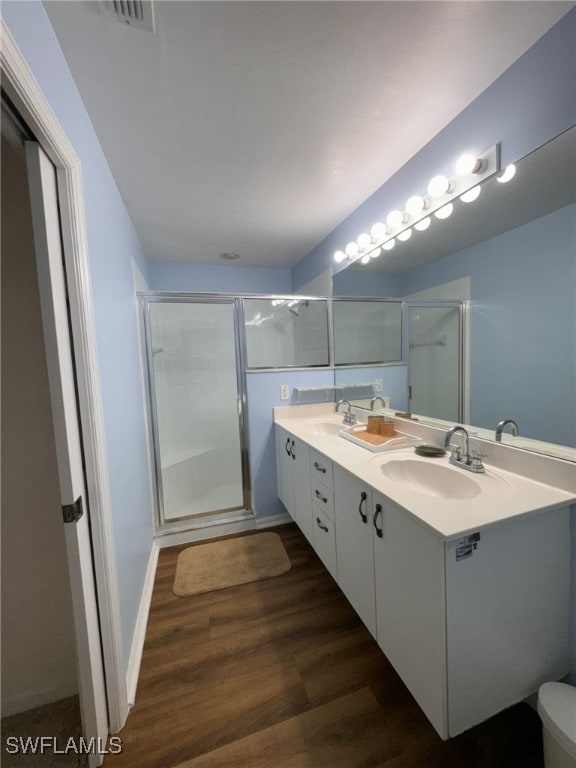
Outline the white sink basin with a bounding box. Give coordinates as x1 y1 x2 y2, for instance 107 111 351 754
302 421 343 436
376 458 489 500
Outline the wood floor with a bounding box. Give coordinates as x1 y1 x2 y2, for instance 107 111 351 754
104 524 544 768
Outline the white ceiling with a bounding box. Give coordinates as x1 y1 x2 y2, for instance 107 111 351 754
44 1 573 268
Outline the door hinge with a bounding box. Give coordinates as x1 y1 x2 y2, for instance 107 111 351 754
408 385 413 400
62 496 84 524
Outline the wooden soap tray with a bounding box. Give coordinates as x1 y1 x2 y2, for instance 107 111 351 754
340 425 422 453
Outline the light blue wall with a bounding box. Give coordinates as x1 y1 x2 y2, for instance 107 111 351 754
293 9 576 291
148 261 292 294
332 270 403 298
2 1 155 669
246 370 334 520
400 204 576 447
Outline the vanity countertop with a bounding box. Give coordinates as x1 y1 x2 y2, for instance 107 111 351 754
274 404 576 540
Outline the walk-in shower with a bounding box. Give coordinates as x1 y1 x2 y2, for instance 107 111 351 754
142 295 250 530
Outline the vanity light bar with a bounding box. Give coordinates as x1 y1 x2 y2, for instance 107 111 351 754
334 144 499 266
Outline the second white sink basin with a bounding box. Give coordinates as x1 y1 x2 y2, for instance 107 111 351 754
376 458 484 500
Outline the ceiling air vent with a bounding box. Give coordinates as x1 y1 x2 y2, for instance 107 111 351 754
99 1 155 33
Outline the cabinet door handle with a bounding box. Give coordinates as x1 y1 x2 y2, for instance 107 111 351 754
313 461 326 474
373 503 383 538
285 437 291 456
316 517 329 532
315 489 327 504
290 440 296 460
358 491 368 523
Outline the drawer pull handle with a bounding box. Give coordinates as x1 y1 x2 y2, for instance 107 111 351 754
316 517 329 532
285 437 291 455
290 440 296 460
313 461 326 474
358 491 368 523
315 490 328 504
373 503 383 538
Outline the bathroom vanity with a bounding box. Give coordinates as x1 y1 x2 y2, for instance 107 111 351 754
274 404 575 740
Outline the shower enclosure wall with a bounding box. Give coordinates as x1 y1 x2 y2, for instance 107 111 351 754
143 296 250 529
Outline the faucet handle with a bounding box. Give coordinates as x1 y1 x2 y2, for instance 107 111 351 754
470 450 487 467
449 443 462 461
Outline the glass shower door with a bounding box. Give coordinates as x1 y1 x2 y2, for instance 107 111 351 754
408 303 463 423
144 298 248 525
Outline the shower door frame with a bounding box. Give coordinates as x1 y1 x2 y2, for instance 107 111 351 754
404 300 468 424
141 293 252 532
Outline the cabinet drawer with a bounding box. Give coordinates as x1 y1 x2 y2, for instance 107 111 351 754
312 507 337 581
310 449 333 488
311 483 334 521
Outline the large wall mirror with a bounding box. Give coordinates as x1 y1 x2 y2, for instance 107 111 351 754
333 126 576 461
333 299 402 365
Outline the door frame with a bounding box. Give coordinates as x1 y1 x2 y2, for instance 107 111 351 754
1 20 128 730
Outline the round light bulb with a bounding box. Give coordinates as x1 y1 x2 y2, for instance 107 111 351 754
405 195 425 216
397 229 412 242
370 247 382 258
386 209 405 228
455 153 482 176
357 233 372 250
497 164 516 183
428 174 451 197
371 222 387 241
382 239 395 251
334 250 346 263
460 185 481 203
360 254 370 265
434 203 454 220
345 242 359 257
414 217 431 231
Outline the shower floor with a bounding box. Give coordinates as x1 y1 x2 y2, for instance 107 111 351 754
165 482 244 521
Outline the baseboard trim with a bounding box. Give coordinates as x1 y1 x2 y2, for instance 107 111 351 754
126 543 159 710
1 681 78 718
256 512 293 529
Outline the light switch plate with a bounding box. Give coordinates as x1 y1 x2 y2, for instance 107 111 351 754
280 385 290 400
375 379 383 392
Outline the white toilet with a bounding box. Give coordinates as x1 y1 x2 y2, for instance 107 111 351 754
538 682 576 768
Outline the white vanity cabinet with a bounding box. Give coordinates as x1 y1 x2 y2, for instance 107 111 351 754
274 426 313 543
274 420 572 740
310 450 337 580
372 492 571 738
333 468 377 637
372 492 448 735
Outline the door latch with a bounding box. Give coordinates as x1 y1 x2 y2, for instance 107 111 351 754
62 496 84 524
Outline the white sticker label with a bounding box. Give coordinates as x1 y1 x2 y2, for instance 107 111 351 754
449 532 481 561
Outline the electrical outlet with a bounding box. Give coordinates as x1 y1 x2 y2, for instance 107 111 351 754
375 379 383 392
280 385 290 401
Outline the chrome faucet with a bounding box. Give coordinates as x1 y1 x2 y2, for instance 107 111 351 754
444 425 486 473
495 419 519 442
370 396 386 411
335 399 357 425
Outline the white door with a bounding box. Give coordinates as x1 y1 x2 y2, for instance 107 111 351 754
25 142 108 766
